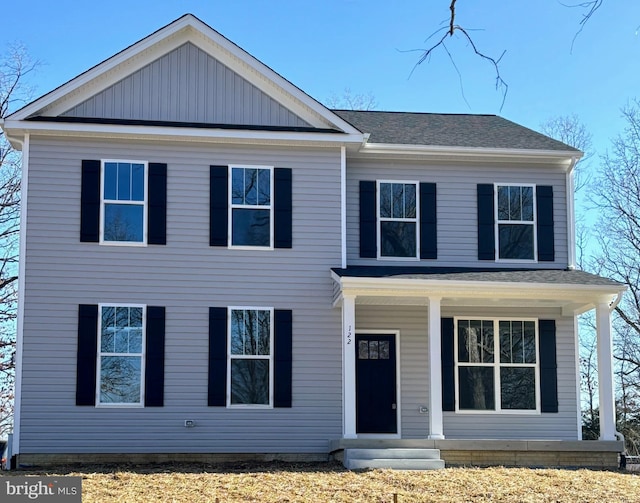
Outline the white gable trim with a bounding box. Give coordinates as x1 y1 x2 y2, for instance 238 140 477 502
7 14 360 135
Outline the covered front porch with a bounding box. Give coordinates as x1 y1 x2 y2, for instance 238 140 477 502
331 266 625 468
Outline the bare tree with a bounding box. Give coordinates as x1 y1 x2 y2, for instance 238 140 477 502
0 44 38 436
540 114 593 193
325 88 378 111
590 99 640 453
415 1 621 109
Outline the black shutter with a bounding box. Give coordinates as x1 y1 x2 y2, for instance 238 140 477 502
477 184 495 260
80 160 101 242
210 166 228 247
274 309 293 408
76 304 98 406
148 163 167 245
441 317 455 412
208 307 227 406
539 319 558 413
145 306 166 407
274 168 293 249
359 181 377 258
536 186 555 262
420 182 437 259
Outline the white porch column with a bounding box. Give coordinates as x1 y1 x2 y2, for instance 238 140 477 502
428 296 445 439
596 299 616 441
342 294 357 438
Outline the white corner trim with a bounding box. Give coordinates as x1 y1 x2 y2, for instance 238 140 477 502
341 146 347 269
13 133 29 455
566 156 578 269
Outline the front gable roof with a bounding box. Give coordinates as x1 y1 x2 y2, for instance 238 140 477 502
4 14 362 143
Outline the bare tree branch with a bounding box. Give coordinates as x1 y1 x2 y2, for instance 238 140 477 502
414 2 508 110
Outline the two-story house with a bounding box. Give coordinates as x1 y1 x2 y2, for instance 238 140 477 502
1 14 625 469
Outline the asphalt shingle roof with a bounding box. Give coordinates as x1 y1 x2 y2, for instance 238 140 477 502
332 110 580 152
332 266 622 288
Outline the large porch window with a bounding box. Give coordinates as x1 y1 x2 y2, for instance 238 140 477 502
456 318 539 412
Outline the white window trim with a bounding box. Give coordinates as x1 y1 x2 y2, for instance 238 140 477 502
227 306 274 408
376 180 420 261
99 159 148 247
494 183 537 263
454 317 541 415
96 303 146 408
228 165 275 250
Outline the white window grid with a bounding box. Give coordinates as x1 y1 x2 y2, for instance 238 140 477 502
376 180 420 260
227 306 274 408
96 303 147 407
454 317 541 414
99 159 148 247
494 183 537 262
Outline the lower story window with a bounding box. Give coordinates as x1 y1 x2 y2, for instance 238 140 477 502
456 318 538 412
98 305 145 405
229 308 273 406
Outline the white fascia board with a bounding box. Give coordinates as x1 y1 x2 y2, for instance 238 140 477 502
336 275 625 303
359 143 583 166
2 119 364 148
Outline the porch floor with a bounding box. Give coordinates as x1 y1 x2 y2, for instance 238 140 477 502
330 439 624 468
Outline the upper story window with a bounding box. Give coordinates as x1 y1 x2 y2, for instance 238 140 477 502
496 185 535 260
102 161 147 244
456 318 538 413
228 307 273 406
98 304 146 406
230 166 273 248
377 181 419 259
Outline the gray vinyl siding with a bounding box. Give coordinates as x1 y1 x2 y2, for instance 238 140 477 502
355 305 578 441
20 137 341 453
61 43 310 128
346 158 569 268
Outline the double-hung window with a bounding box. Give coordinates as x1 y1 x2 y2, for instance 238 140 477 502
230 166 273 247
456 318 538 412
378 181 419 259
496 184 536 260
101 161 147 244
228 307 273 406
97 305 145 406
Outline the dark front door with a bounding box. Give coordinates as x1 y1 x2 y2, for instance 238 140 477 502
356 334 397 434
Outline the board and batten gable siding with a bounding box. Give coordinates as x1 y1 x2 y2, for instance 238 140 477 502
354 305 578 441
347 158 569 268
61 42 310 128
20 137 342 454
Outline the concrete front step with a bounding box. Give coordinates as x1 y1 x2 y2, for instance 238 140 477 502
344 448 445 470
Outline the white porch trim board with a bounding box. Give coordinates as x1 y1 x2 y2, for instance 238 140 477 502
427 297 445 439
342 295 356 438
596 299 616 441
